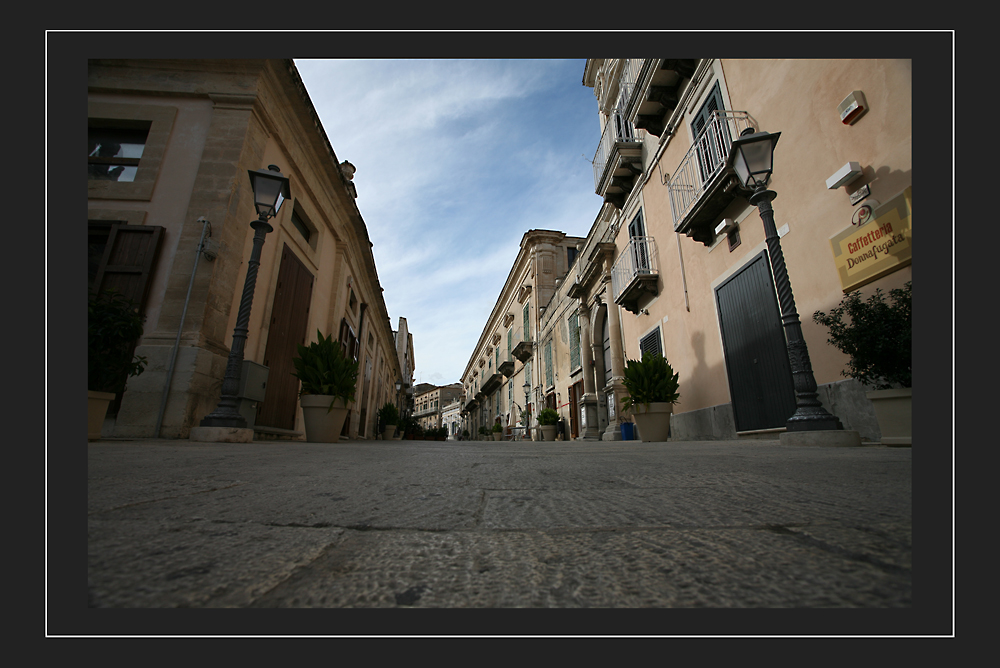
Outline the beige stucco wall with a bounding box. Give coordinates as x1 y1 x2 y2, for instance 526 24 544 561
619 59 912 417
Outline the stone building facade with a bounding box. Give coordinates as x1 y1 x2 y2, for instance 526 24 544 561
459 230 587 439
88 59 405 440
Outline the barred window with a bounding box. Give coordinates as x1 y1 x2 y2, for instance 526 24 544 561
569 312 581 370
544 339 553 388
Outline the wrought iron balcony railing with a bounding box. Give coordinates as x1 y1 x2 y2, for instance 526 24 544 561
592 107 642 195
668 110 755 228
611 236 659 313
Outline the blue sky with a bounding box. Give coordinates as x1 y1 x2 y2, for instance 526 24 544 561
295 59 604 386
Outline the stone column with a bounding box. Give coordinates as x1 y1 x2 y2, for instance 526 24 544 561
577 298 600 440
603 284 627 441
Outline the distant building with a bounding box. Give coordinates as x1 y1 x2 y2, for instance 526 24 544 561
459 230 585 439
393 317 415 417
414 383 463 432
441 400 462 439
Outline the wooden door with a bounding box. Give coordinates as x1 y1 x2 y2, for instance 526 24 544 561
257 245 314 430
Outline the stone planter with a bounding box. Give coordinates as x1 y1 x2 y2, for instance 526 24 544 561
382 425 396 440
539 425 557 441
299 395 349 443
866 388 912 446
88 390 115 441
492 433 502 441
632 403 674 442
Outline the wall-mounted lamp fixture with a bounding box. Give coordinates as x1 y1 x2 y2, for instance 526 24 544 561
826 162 863 190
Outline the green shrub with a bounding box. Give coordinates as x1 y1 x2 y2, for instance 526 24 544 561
491 422 502 433
377 402 399 426
812 281 911 390
620 353 680 412
88 290 147 393
538 408 559 426
292 330 359 411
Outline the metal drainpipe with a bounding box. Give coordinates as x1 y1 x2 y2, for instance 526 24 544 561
154 217 211 438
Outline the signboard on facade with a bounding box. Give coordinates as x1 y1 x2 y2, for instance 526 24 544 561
829 186 911 293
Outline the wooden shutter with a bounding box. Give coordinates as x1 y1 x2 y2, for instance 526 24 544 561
92 224 164 313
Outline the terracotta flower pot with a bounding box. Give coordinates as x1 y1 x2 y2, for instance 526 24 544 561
300 395 349 443
866 388 911 446
631 403 674 442
88 390 115 441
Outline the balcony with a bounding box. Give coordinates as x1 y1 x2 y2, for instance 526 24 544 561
631 59 698 137
481 370 503 395
668 110 756 246
498 351 515 377
511 325 533 363
612 236 659 315
593 110 643 210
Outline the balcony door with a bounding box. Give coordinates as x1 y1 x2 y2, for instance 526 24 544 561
628 209 650 273
692 80 730 183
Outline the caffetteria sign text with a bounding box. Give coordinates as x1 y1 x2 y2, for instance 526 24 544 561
829 186 911 293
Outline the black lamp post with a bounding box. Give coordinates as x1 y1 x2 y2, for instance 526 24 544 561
523 379 531 436
728 131 843 432
200 165 291 428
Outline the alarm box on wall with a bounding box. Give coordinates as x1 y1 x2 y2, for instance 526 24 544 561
838 90 868 125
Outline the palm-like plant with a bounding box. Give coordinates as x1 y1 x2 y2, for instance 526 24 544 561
620 353 680 412
292 330 359 411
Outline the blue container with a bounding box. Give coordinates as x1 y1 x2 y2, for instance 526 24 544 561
620 422 634 441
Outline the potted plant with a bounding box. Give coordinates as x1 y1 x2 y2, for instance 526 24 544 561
377 402 399 440
537 408 559 441
292 330 359 443
462 429 469 441
813 281 911 445
436 427 447 442
621 353 680 442
88 290 148 441
491 422 503 441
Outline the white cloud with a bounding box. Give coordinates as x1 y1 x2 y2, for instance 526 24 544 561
296 58 602 384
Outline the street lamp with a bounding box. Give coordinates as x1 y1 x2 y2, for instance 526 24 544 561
727 130 843 432
523 379 531 438
200 165 291 428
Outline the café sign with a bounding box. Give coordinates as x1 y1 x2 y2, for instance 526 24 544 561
829 186 911 293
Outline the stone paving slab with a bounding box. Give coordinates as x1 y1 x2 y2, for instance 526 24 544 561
83 438 918 618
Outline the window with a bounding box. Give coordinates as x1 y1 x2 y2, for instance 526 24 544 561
545 339 553 388
291 208 312 244
567 246 578 268
88 102 176 201
639 327 663 358
569 312 581 370
88 122 149 182
523 301 530 341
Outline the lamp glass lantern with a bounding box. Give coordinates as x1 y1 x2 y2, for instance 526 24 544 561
248 165 291 219
729 130 781 190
